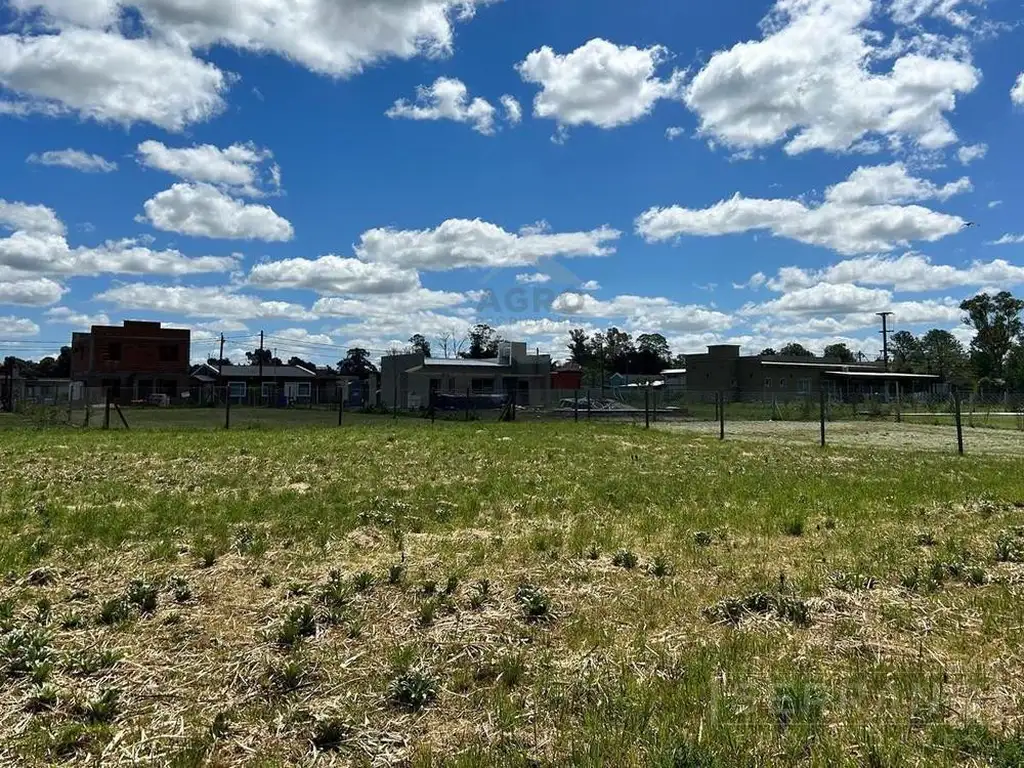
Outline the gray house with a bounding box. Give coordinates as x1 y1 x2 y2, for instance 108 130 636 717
380 341 551 410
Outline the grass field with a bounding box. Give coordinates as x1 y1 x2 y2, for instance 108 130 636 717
1 421 1024 766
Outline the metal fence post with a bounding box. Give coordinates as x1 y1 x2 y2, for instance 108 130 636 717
574 389 579 423
718 391 725 440
819 388 826 447
644 386 650 429
587 389 592 420
895 381 902 424
104 388 111 430
954 389 964 455
465 387 471 422
338 390 344 426
225 389 231 429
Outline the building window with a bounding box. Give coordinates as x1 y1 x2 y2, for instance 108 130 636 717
797 378 811 394
764 377 772 389
107 342 122 362
159 345 178 362
779 378 788 390
228 382 246 400
471 378 494 393
262 383 276 400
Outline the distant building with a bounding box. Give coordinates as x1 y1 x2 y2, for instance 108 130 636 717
71 320 190 402
685 344 941 400
551 362 583 391
380 341 551 409
191 363 316 405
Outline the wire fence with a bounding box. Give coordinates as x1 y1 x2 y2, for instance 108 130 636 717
3 384 1023 455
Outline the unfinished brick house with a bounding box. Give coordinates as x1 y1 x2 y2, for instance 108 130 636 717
71 320 190 402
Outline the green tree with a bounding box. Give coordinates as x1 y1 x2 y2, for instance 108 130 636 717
408 334 432 358
822 343 856 363
462 324 501 359
918 329 969 381
567 328 592 366
759 348 778 357
889 331 922 372
634 333 671 374
286 356 317 371
246 348 282 366
338 348 378 379
960 291 1024 381
779 343 814 358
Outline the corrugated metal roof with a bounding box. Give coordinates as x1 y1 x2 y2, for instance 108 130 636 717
421 358 507 368
824 370 940 379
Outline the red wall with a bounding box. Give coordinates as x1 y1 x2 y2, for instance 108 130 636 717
551 370 584 390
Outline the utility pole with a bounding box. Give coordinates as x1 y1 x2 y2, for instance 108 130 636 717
258 330 264 405
218 334 225 376
877 311 894 370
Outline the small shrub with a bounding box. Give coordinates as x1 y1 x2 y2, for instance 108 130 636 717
995 531 1023 563
693 531 713 548
352 571 375 593
316 577 351 609
167 576 193 603
774 680 825 728
915 531 937 547
496 653 526 688
310 714 352 752
782 515 806 537
612 549 639 569
1 627 54 676
34 597 52 625
703 592 810 626
387 564 405 585
274 604 317 649
78 687 120 723
197 545 219 569
125 580 158 614
966 566 988 586
418 599 438 627
59 611 84 630
420 580 437 597
97 598 131 626
829 572 876 592
665 741 718 767
443 575 460 596
515 584 551 622
25 683 58 713
388 668 438 711
268 657 309 693
650 555 675 578
67 648 122 676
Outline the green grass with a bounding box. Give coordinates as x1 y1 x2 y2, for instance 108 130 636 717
1 421 1023 766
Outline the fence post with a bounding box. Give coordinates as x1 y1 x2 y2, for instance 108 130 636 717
819 388 826 447
644 386 650 429
338 390 344 426
225 389 231 429
895 381 902 424
574 389 579 423
587 389 592 420
718 391 725 440
104 389 111 430
465 387 471 422
652 387 658 423
954 389 964 455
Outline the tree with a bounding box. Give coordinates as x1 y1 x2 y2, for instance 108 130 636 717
207 357 233 367
436 329 466 359
462 324 501 359
822 343 856 363
759 348 778 357
286 356 316 371
634 333 671 374
246 348 282 366
338 348 378 379
779 343 814 358
408 334 432 358
960 291 1024 381
567 328 592 366
889 331 922 372
603 327 635 373
919 329 969 381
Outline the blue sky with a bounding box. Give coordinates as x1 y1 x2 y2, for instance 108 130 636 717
1 0 1023 366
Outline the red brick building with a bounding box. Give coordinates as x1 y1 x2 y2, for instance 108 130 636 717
71 320 190 401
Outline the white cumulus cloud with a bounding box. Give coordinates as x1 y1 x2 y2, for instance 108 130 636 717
1013 72 1024 106
500 94 522 125
684 0 980 154
96 283 316 321
0 28 228 130
636 165 967 255
137 140 278 196
515 273 551 285
516 38 685 132
26 149 117 173
44 307 111 328
249 256 420 295
356 218 620 271
386 77 497 135
0 200 65 236
956 143 987 165
141 183 294 241
0 315 39 337
0 277 65 306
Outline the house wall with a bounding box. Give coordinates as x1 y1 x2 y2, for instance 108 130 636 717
71 321 190 401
